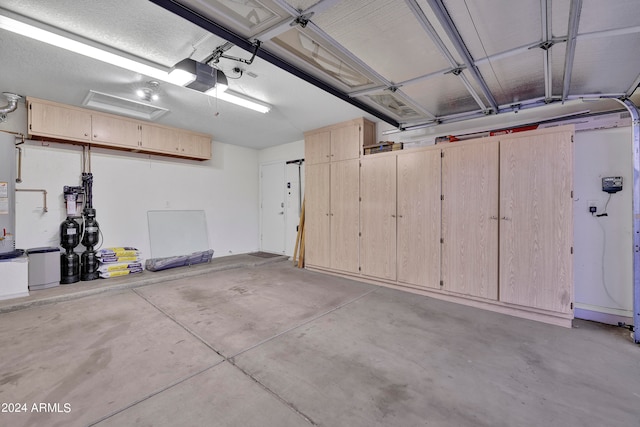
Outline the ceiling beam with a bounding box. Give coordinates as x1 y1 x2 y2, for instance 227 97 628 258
562 0 583 101
404 0 489 113
148 0 399 127
422 0 499 113
541 0 553 101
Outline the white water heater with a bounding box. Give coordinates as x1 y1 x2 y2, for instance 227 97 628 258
0 131 16 254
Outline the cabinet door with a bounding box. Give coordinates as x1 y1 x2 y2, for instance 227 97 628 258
179 132 212 159
330 159 360 273
360 155 396 280
397 150 441 288
28 100 91 142
499 132 573 313
442 141 499 299
305 163 331 268
305 131 331 165
91 114 141 148
331 124 360 161
141 124 180 154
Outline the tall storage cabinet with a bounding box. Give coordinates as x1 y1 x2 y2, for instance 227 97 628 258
304 118 375 274
305 163 331 268
360 150 442 287
441 141 500 300
330 159 360 274
499 130 573 313
397 150 441 289
305 121 574 327
360 155 397 280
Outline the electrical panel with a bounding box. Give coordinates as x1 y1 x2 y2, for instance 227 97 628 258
602 176 623 193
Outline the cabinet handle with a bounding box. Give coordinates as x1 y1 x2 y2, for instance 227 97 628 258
398 215 403 218
490 216 499 220
391 214 396 218
93 134 97 138
84 133 88 137
330 213 334 216
501 216 511 221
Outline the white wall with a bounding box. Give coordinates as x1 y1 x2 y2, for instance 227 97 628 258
1 104 260 261
574 127 633 320
258 140 305 257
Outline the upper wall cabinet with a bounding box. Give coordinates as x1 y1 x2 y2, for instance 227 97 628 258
91 114 142 149
28 100 92 142
304 118 375 165
27 97 211 160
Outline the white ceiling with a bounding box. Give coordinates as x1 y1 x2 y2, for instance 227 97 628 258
1 0 639 149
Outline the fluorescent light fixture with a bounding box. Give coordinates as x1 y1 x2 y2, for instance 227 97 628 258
0 11 272 113
209 90 272 114
0 13 171 82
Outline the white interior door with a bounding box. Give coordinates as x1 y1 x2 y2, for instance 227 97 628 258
260 162 286 254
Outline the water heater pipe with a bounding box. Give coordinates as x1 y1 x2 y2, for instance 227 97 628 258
0 93 22 122
15 188 48 213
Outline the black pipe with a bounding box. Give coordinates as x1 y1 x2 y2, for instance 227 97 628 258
148 0 400 128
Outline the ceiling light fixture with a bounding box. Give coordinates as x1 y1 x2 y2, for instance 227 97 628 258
210 89 271 114
0 11 270 113
0 12 170 82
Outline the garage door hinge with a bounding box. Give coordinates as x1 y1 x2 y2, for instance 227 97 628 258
571 135 574 143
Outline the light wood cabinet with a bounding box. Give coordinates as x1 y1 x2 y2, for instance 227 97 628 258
330 122 360 161
305 131 331 165
91 114 141 149
141 124 180 154
304 119 573 326
499 131 573 313
304 118 375 165
27 97 211 160
179 132 212 159
397 150 441 289
304 163 331 268
305 160 359 273
441 141 499 300
28 100 91 142
360 155 397 280
330 159 360 274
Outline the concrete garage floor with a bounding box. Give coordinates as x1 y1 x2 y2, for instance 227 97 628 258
1 260 639 427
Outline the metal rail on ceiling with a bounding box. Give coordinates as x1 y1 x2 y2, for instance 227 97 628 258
422 0 499 114
562 0 583 101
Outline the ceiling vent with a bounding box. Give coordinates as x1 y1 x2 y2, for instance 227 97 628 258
82 90 168 121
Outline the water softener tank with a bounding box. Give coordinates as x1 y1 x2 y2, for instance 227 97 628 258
0 132 16 254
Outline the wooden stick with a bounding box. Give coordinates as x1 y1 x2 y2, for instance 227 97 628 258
293 197 305 266
298 220 306 268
